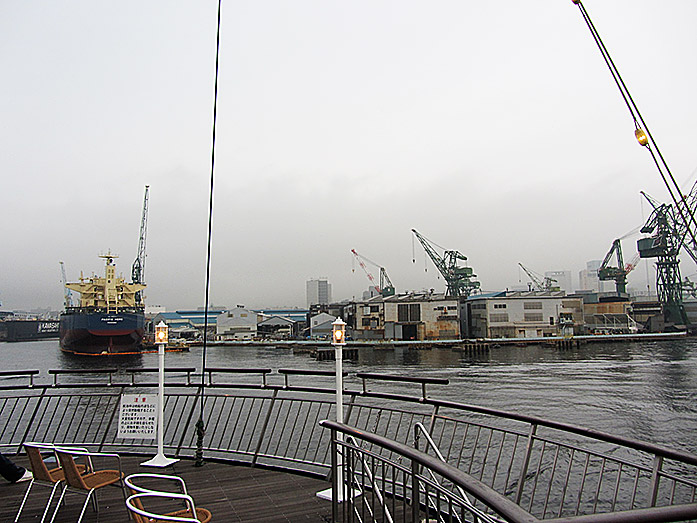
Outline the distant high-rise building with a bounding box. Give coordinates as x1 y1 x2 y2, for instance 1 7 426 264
306 278 332 307
579 260 614 292
362 286 380 300
545 270 572 293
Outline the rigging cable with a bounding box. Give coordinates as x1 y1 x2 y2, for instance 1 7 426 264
197 0 223 468
572 0 697 250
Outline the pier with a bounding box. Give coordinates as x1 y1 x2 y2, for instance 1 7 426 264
1 366 696 522
191 330 689 356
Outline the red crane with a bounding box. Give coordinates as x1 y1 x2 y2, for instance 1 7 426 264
351 249 396 296
351 249 380 293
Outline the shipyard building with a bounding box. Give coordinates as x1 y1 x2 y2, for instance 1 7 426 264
467 292 584 338
350 292 462 341
345 291 585 341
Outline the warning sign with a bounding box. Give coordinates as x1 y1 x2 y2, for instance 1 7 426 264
118 394 157 439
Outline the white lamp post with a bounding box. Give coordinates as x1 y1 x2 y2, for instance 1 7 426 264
318 317 357 502
142 321 179 467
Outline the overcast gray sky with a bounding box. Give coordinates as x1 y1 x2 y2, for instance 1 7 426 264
2 0 696 311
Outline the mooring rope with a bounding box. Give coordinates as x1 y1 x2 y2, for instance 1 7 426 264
197 0 223 467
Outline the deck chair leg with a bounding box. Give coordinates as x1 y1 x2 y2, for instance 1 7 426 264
39 482 62 523
119 481 131 521
90 488 99 513
14 481 33 522
76 490 94 523
48 484 68 523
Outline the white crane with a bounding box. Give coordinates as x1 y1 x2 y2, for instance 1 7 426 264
131 185 149 307
59 261 74 308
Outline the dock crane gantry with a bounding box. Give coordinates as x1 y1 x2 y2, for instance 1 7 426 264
131 185 149 308
518 263 559 292
351 249 395 297
411 229 480 298
637 188 697 325
598 239 629 296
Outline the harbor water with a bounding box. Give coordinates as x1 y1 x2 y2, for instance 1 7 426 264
1 338 695 456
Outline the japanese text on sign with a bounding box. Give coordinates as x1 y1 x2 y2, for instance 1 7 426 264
118 394 157 439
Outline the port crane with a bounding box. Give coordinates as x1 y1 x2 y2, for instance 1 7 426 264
131 185 149 308
597 239 641 296
597 239 631 295
59 261 73 308
572 2 697 325
518 263 558 292
351 249 395 297
411 229 480 298
637 191 697 325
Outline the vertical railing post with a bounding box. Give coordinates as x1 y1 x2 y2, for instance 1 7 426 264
176 386 203 455
344 392 357 425
427 404 439 435
515 423 538 505
411 457 420 522
649 455 664 507
346 443 353 522
330 428 338 523
98 387 125 452
17 388 48 452
252 389 278 466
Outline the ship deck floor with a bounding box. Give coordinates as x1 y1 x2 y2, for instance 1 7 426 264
4 454 334 522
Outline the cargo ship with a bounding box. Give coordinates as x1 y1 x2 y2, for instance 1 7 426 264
60 252 146 355
4 319 60 342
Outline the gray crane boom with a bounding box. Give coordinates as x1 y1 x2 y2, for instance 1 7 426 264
131 185 149 307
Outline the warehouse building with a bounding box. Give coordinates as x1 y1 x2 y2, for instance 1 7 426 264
467 291 583 338
352 292 462 341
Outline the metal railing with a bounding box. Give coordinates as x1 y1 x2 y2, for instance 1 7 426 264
414 421 485 523
322 421 697 523
323 420 537 523
0 368 695 522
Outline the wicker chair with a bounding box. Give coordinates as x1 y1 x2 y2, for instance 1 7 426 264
14 442 89 523
50 449 126 523
125 473 212 523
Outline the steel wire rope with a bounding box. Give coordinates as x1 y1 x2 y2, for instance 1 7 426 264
196 0 223 468
572 0 697 251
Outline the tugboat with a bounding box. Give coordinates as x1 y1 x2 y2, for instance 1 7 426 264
59 252 146 355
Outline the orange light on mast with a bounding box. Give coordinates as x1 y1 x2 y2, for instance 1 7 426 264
635 128 649 147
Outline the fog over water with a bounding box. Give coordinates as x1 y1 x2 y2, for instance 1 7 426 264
2 338 695 455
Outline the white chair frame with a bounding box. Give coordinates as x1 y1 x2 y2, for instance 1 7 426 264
14 442 90 523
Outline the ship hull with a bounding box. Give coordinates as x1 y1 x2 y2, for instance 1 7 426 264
4 320 60 342
60 311 145 355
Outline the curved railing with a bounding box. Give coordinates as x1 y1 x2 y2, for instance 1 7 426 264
0 367 695 521
321 420 697 523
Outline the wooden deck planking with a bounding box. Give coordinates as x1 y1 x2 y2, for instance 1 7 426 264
4 454 333 522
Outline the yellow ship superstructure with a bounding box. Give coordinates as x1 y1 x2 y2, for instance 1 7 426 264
66 252 146 313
